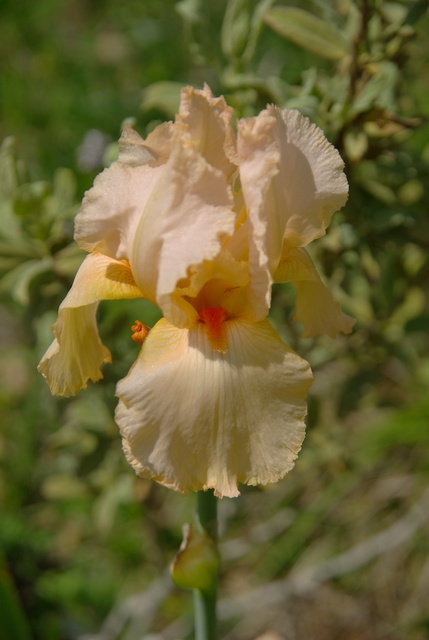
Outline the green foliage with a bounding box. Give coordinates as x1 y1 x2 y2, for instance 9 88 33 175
263 6 350 60
1 1 429 639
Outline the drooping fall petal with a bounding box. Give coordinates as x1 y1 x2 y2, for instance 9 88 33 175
115 317 312 498
38 252 143 396
274 247 355 338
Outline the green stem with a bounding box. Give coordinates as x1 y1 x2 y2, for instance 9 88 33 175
197 489 218 541
194 490 218 640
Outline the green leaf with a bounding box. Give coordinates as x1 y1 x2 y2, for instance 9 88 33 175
222 0 252 59
0 257 53 304
243 0 276 63
351 61 398 115
141 81 184 118
0 138 21 198
52 168 77 210
12 181 51 218
176 0 203 25
0 557 32 640
405 0 428 25
263 6 350 60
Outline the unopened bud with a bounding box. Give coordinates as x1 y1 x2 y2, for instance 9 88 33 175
170 523 220 592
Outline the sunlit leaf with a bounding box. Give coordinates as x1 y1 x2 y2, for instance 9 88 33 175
41 474 89 500
176 0 203 25
0 257 53 304
263 7 350 60
141 81 184 118
222 0 253 59
351 62 398 114
0 138 22 198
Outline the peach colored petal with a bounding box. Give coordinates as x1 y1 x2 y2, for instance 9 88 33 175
130 138 237 327
237 111 281 320
237 108 348 318
173 249 249 316
117 121 175 167
38 252 143 396
74 125 166 264
177 84 238 180
115 317 312 498
274 247 355 338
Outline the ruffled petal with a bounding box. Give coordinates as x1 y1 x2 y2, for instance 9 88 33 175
237 111 281 320
115 317 312 498
38 252 143 397
130 138 237 327
237 108 348 318
74 125 166 264
274 247 355 338
177 84 237 180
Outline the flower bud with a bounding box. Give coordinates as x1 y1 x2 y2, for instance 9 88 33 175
170 523 220 593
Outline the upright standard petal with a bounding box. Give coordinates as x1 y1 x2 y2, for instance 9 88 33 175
177 84 238 181
130 138 237 327
274 247 355 338
116 317 312 498
237 111 281 320
238 108 348 319
74 125 167 264
38 252 143 397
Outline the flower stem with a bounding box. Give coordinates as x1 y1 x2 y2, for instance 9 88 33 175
194 490 218 640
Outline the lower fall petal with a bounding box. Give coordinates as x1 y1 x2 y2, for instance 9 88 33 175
115 317 313 498
274 247 355 338
294 280 355 338
38 252 143 397
38 304 112 397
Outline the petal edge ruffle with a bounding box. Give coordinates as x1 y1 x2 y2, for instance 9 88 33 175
274 247 355 338
38 252 143 396
116 317 312 498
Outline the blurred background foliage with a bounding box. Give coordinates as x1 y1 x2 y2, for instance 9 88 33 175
1 0 429 639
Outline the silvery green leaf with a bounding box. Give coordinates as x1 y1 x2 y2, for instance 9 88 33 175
222 0 252 59
52 168 76 209
263 6 350 60
0 257 53 304
12 182 51 218
242 0 276 62
176 0 202 25
0 138 20 197
141 81 184 118
351 62 398 114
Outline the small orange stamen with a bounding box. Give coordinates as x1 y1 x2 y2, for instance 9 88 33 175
131 320 151 345
199 307 229 353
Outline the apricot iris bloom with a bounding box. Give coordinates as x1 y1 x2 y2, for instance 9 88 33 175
38 85 353 498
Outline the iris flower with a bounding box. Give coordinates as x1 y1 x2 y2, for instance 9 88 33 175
38 85 353 498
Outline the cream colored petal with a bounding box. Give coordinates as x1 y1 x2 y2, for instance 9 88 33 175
177 84 238 180
237 112 281 320
74 125 166 262
174 249 249 315
119 121 175 167
130 139 237 327
273 245 318 283
237 108 348 317
116 317 312 498
274 247 355 338
38 252 143 397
